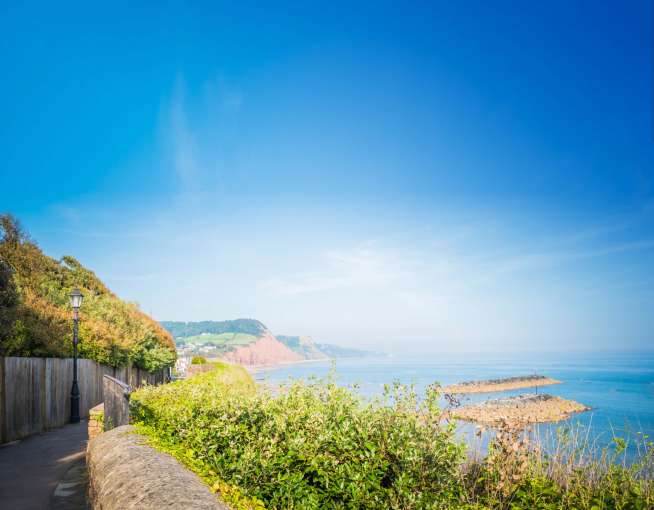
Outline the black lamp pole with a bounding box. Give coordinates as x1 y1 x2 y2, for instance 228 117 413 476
69 289 83 423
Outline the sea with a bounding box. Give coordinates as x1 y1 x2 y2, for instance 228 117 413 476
256 351 654 459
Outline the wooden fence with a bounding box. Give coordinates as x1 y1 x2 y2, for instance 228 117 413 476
0 357 166 444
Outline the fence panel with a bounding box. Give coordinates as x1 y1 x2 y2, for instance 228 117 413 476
4 358 46 440
0 357 165 443
45 357 73 430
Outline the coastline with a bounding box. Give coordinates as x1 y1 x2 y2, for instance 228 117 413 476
244 356 334 374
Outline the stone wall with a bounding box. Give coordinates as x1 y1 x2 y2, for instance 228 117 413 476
88 403 104 440
102 376 131 431
87 425 228 509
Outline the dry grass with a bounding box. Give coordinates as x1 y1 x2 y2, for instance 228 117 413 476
457 418 654 509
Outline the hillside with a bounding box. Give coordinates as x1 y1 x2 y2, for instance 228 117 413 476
0 214 175 370
181 332 257 347
160 318 266 339
315 342 378 358
161 319 378 365
163 320 303 365
276 335 328 360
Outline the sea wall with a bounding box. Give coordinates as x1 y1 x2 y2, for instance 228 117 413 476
452 393 590 425
445 375 561 394
87 425 228 509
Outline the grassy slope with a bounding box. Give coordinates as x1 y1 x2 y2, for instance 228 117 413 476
197 360 255 388
182 332 258 347
161 319 266 340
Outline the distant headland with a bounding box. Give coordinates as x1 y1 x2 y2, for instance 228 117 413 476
159 318 379 367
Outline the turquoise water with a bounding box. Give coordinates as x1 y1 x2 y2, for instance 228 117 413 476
257 351 654 457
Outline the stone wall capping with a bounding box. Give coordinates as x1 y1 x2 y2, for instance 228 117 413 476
87 425 228 509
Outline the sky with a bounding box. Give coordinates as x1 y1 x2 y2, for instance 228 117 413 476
1 1 653 354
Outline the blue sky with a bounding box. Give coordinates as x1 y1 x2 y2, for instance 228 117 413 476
1 1 653 353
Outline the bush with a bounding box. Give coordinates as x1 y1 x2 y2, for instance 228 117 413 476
191 355 207 365
131 336 177 372
132 369 654 510
131 371 465 509
460 420 654 509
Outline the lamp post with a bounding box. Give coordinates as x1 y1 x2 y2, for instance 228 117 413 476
69 288 84 423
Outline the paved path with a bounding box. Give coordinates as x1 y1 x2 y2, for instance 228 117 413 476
0 422 88 510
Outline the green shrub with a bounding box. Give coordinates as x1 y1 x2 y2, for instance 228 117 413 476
131 336 177 372
131 369 654 510
131 372 465 509
191 355 207 365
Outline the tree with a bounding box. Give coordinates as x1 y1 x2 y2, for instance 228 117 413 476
0 257 19 350
0 213 28 247
0 213 176 367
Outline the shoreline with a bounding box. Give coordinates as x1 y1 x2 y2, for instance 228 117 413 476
242 354 384 374
245 357 333 374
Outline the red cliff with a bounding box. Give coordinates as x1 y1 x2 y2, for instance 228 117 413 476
221 331 304 366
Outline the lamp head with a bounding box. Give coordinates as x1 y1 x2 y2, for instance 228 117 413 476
69 288 84 310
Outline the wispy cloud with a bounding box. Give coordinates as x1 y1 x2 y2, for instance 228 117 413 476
105 272 163 282
471 238 654 288
164 75 244 207
50 205 82 225
171 78 200 189
262 245 403 296
57 228 151 240
203 76 243 112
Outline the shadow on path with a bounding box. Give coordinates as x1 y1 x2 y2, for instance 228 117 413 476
0 421 87 510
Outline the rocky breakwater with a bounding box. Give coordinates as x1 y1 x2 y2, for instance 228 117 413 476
445 375 561 394
452 393 590 426
221 331 304 366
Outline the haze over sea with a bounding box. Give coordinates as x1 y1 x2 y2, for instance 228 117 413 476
259 351 654 456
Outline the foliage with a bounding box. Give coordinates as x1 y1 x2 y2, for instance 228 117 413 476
191 355 208 365
0 257 19 348
460 420 654 509
92 409 105 428
131 336 177 372
131 371 466 510
0 213 175 368
133 367 654 510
